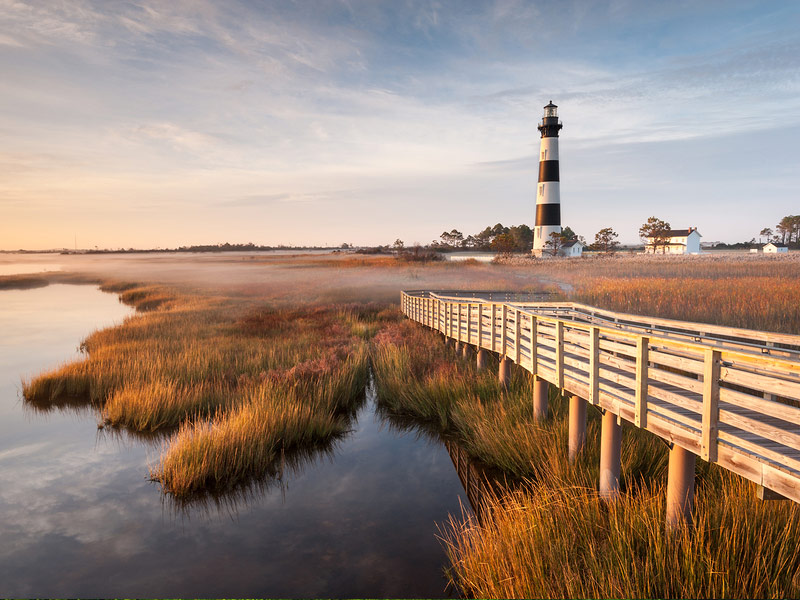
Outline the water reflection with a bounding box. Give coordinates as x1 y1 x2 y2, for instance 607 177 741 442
376 406 508 522
0 291 470 598
166 435 345 518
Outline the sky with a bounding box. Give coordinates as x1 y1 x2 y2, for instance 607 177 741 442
1 0 799 250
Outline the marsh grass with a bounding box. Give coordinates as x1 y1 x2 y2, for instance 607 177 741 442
574 276 800 333
0 274 50 290
443 472 800 599
22 279 378 497
152 344 369 496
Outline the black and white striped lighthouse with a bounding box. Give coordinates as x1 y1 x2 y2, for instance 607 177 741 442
532 101 562 256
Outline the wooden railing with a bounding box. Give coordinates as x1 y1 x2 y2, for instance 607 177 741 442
402 290 800 504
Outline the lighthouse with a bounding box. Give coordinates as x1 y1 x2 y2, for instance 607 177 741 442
532 101 562 256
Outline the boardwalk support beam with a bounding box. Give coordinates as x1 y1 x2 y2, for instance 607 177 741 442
599 410 622 499
533 376 549 421
569 394 587 462
666 444 696 528
476 348 487 370
499 355 511 388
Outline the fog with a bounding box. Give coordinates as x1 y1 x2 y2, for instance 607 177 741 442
0 251 554 305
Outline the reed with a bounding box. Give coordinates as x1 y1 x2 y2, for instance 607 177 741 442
152 344 369 496
0 274 50 290
573 276 800 333
443 472 800 598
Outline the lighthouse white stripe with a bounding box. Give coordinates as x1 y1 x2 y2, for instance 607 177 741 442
536 181 561 204
539 137 559 161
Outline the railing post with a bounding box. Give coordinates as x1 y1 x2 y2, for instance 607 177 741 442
556 321 564 390
635 336 649 428
465 303 470 344
457 303 462 342
599 410 622 499
569 394 587 462
501 304 508 357
477 303 484 349
491 304 497 353
701 349 721 462
530 316 538 375
589 327 600 405
514 308 521 365
425 297 430 328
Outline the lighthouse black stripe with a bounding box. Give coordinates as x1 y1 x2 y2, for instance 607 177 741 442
535 203 561 226
538 160 560 182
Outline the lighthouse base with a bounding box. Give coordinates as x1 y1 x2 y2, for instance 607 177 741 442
532 224 562 257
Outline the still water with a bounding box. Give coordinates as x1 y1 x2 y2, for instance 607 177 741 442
0 284 470 598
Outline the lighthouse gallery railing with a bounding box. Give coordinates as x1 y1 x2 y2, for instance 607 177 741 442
401 290 800 503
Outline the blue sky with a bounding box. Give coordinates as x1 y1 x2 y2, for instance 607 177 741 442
1 0 798 249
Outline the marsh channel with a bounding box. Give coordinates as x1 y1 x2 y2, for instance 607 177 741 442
0 282 481 598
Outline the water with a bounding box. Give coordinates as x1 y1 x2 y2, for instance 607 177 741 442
0 284 470 598
0 253 63 276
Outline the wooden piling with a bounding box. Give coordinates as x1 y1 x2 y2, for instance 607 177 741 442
666 444 696 528
499 355 510 388
476 348 487 370
568 394 587 462
533 376 549 421
599 410 622 499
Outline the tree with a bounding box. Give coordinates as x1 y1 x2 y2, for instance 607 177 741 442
593 227 620 255
561 226 577 241
545 231 566 256
392 239 404 251
439 229 464 248
759 228 773 244
639 216 671 253
491 232 518 256
507 224 533 252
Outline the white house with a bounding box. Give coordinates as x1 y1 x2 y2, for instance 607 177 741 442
559 240 584 257
645 227 702 254
763 242 789 254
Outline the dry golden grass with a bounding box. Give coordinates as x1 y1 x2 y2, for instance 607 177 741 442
22 278 378 496
443 473 800 599
152 344 368 496
574 276 800 333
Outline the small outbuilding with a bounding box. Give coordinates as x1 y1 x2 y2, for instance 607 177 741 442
645 227 702 254
559 240 585 257
763 242 789 254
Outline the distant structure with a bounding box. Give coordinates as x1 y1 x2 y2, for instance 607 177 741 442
559 240 584 257
532 101 563 256
645 227 702 254
764 242 789 254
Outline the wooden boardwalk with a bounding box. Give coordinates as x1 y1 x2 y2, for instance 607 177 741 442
401 290 800 511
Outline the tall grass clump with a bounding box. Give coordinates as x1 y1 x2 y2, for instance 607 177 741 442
152 344 369 496
443 472 800 598
23 284 374 431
